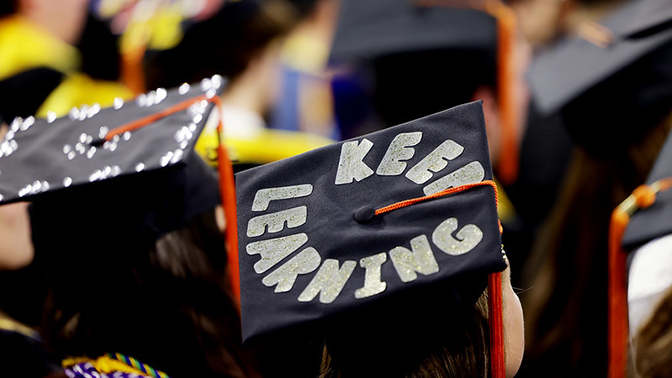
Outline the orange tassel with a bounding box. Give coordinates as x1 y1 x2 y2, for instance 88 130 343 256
489 272 505 378
608 178 672 378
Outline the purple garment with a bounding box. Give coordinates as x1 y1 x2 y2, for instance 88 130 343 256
65 362 153 378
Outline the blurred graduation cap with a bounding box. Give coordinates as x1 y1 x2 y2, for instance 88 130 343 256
608 127 672 376
236 101 509 376
0 75 238 266
329 0 520 185
528 0 672 155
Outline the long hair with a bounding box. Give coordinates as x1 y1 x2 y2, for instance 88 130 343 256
634 285 672 378
319 287 490 378
521 112 672 377
41 210 258 378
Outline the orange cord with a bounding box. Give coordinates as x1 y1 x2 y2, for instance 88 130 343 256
486 0 519 186
373 179 505 378
213 96 241 309
375 180 498 215
608 178 672 378
488 271 505 378
104 95 209 142
121 42 147 95
103 92 241 309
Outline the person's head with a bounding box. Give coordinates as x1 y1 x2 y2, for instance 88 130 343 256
15 0 89 44
0 121 33 270
235 101 524 377
0 82 252 377
144 0 301 90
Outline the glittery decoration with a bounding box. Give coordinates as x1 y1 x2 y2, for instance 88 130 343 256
376 132 422 176
251 184 313 211
298 259 356 303
20 116 35 131
178 83 190 95
113 97 124 110
355 252 388 299
405 139 464 184
262 247 321 292
389 235 440 282
335 138 375 185
423 161 485 195
432 218 483 256
247 206 308 237
246 233 309 274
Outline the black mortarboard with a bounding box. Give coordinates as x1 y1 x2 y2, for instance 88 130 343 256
0 75 230 251
330 0 498 61
236 101 509 374
329 0 521 184
528 0 672 155
622 132 672 249
530 0 672 116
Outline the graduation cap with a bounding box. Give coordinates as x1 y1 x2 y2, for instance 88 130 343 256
329 0 521 185
608 130 672 377
528 0 672 155
235 101 509 376
0 75 239 274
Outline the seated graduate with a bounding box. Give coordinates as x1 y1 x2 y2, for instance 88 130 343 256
0 77 257 378
611 120 672 378
0 115 62 378
234 100 524 377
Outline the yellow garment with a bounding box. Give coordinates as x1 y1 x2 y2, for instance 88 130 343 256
0 15 133 117
37 73 134 117
282 32 331 74
120 3 184 55
196 126 335 167
494 179 516 223
0 16 80 80
62 355 146 375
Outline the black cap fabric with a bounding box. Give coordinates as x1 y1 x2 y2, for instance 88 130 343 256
0 76 226 246
529 0 672 116
622 129 672 249
330 0 497 62
235 101 506 341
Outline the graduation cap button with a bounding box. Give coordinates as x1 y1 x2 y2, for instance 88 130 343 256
354 206 376 223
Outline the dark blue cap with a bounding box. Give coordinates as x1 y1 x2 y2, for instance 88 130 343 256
235 101 506 341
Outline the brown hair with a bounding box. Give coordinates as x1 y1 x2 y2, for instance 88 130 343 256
319 288 491 378
521 113 672 377
634 285 672 378
144 0 299 90
42 210 259 378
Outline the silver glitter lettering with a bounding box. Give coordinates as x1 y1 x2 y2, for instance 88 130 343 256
262 247 321 292
247 206 308 237
246 233 309 274
252 184 313 211
405 140 464 184
376 132 422 176
334 139 374 185
432 218 483 256
298 259 356 303
423 161 485 195
355 252 387 299
389 235 439 282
